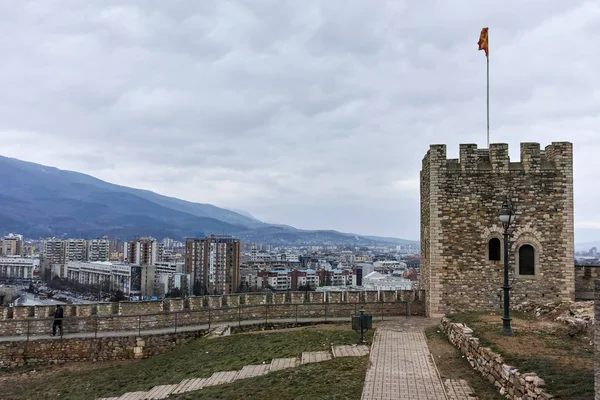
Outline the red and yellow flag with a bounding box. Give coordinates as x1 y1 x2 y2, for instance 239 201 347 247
478 27 489 57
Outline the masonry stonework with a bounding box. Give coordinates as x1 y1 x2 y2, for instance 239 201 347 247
0 290 420 337
420 142 575 316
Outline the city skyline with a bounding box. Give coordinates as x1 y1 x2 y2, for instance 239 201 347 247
1 1 598 242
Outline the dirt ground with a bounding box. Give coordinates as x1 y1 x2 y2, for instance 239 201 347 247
425 327 505 400
448 311 595 400
476 314 594 370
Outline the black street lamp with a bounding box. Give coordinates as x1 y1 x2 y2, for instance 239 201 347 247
498 197 516 336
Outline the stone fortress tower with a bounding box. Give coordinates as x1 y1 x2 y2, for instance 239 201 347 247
420 142 574 317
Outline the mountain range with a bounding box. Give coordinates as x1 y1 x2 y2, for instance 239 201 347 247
0 155 418 247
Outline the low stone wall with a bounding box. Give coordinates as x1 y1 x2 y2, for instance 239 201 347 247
0 290 422 337
0 329 209 369
575 265 600 300
440 318 553 400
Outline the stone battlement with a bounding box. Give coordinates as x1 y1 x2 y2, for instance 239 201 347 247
0 290 419 337
420 141 574 316
423 142 572 173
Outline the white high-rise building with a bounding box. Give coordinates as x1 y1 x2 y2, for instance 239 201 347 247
65 239 87 262
124 238 158 266
87 238 110 262
43 238 66 264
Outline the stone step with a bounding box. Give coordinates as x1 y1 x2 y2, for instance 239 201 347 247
204 370 240 387
237 363 270 379
301 351 332 364
116 392 148 400
332 345 370 358
143 384 177 399
270 357 300 371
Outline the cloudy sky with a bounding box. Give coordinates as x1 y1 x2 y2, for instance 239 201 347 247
1 1 598 243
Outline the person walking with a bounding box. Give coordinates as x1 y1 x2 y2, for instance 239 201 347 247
51 304 64 336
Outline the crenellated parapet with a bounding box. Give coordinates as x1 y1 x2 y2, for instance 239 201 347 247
422 142 572 174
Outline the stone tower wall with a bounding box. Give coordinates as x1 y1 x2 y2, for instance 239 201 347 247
420 142 574 316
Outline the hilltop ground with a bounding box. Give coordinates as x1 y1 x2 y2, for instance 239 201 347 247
445 305 595 400
0 323 373 400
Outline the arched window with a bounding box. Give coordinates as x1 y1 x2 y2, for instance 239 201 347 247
488 238 501 261
519 245 535 275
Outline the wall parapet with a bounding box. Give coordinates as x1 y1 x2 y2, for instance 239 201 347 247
0 290 422 338
440 318 554 400
423 142 572 174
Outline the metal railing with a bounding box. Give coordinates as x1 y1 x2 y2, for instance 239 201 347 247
0 300 412 341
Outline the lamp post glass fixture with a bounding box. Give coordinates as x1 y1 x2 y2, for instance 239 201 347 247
499 198 516 336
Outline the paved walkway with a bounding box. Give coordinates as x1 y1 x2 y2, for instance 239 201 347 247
0 316 406 342
361 319 477 400
97 345 370 400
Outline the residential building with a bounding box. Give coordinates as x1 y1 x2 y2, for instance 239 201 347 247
185 235 241 295
0 234 22 256
87 238 110 262
124 238 158 266
159 273 191 297
65 239 87 262
42 238 66 264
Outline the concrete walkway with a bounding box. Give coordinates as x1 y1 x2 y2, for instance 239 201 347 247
361 319 477 400
0 316 406 342
97 345 370 400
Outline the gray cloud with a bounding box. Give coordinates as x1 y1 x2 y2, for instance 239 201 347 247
0 0 599 242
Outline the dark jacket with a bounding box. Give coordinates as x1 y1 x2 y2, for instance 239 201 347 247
54 307 64 319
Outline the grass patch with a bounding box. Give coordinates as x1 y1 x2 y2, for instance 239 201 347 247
425 327 504 400
445 312 594 400
171 356 369 400
1 324 371 400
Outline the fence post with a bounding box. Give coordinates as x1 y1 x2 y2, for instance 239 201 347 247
265 304 268 328
381 301 384 321
238 305 241 328
324 302 328 322
408 301 411 319
26 319 30 341
94 315 98 339
208 309 211 330
295 304 298 324
138 315 141 336
175 312 178 334
354 303 357 316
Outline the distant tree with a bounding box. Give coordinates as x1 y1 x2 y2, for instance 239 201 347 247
110 290 127 302
192 281 208 296
166 288 182 298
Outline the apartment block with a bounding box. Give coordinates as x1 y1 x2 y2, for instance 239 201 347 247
124 238 158 266
0 234 22 256
87 238 110 262
42 238 66 264
65 239 87 262
185 235 241 295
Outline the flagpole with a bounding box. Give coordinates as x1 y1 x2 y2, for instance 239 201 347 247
487 51 490 148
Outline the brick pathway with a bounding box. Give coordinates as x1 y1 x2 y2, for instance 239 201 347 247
444 379 478 400
362 329 447 400
98 344 369 400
